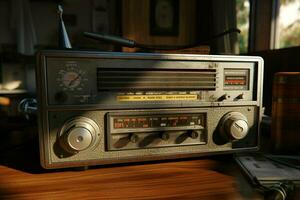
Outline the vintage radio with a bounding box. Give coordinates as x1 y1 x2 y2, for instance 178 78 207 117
36 50 264 169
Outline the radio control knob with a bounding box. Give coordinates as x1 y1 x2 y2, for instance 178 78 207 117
59 117 99 154
175 130 199 144
218 94 227 101
219 112 249 140
113 133 138 149
65 127 92 151
236 94 244 100
139 132 169 148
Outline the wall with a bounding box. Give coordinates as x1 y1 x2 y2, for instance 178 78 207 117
0 0 113 50
252 46 300 115
0 0 117 95
122 0 197 52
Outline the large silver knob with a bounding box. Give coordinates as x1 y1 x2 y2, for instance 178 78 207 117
219 112 249 140
59 117 99 154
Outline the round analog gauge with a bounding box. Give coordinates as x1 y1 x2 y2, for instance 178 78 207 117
57 67 87 91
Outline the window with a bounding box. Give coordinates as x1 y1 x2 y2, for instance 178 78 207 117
236 0 250 53
273 0 300 49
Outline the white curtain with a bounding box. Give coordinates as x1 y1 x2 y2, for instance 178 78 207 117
212 0 239 54
11 0 37 55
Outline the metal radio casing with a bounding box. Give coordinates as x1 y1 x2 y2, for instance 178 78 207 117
37 50 264 169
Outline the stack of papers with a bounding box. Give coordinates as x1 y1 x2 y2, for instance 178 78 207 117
235 154 300 187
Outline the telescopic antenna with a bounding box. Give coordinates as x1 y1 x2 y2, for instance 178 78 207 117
58 5 72 49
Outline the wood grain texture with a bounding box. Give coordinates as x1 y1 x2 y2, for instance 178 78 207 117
0 133 268 200
0 149 249 200
271 72 300 153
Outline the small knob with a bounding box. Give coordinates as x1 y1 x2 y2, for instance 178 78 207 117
218 94 227 101
113 133 139 149
175 130 199 144
235 94 244 100
138 132 169 148
219 112 249 140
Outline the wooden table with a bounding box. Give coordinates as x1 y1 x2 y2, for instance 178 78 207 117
0 141 263 200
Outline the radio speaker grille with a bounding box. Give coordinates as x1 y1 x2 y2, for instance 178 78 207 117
97 68 217 91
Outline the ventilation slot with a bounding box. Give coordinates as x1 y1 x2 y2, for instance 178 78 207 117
97 68 217 91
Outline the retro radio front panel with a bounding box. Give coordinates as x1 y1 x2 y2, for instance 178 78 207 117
37 50 264 169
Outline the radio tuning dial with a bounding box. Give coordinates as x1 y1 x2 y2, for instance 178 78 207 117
57 67 87 91
59 117 99 154
65 127 92 151
219 112 249 140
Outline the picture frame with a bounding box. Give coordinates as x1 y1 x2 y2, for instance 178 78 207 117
150 0 179 36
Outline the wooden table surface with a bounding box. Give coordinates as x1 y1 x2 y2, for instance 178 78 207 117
0 146 263 200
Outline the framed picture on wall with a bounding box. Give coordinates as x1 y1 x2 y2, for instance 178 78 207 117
150 0 179 36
